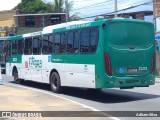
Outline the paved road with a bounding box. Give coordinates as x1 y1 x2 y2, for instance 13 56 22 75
2 75 160 120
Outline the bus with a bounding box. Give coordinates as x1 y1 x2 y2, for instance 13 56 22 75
0 37 6 73
5 18 155 93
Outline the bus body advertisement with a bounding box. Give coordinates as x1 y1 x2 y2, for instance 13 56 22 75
5 18 155 93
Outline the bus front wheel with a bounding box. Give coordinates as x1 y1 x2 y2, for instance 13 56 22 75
50 72 61 93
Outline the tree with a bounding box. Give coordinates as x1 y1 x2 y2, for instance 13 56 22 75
14 0 48 14
48 0 73 13
46 2 55 13
54 0 64 13
70 13 81 21
14 0 80 21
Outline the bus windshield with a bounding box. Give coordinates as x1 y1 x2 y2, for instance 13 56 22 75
107 22 153 46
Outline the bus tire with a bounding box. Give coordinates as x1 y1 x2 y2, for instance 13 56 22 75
87 88 102 93
13 69 23 84
50 72 61 93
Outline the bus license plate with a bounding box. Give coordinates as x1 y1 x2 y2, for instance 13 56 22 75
128 68 137 72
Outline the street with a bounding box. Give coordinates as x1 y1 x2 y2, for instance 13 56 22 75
1 75 160 120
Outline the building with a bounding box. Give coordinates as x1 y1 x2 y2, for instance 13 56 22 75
14 13 66 35
105 5 153 22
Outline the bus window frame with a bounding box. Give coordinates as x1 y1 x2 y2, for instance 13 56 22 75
33 35 42 55
42 34 53 55
79 26 99 54
66 30 80 54
53 32 66 54
12 40 18 55
24 37 33 55
17 38 24 55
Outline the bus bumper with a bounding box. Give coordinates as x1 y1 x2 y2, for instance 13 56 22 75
99 74 155 88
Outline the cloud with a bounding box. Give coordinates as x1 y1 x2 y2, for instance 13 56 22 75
0 0 21 11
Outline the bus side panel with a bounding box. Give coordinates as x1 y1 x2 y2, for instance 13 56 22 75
6 55 22 77
63 63 95 88
52 54 96 88
6 63 12 77
95 26 106 88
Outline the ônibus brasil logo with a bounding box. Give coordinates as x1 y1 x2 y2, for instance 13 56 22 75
29 56 42 68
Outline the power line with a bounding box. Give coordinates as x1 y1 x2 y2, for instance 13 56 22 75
72 0 113 11
72 0 148 11
79 0 151 18
79 0 152 19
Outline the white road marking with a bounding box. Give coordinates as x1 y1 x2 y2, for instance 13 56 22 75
7 83 120 120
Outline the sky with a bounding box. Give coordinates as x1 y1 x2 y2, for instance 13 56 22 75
0 0 21 11
0 0 152 21
0 0 151 12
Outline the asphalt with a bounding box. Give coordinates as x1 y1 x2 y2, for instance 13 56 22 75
0 76 160 120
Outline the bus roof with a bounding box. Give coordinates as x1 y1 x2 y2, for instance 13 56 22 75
6 35 23 40
42 18 152 34
0 37 6 40
23 31 42 38
42 21 92 34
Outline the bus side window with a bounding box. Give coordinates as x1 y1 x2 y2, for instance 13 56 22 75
12 40 18 55
80 29 90 53
67 31 79 54
49 35 53 54
18 39 24 55
90 28 99 53
74 31 79 53
60 33 66 53
6 41 11 61
39 36 42 54
67 32 74 53
42 35 49 54
33 37 38 55
24 37 32 55
54 34 61 54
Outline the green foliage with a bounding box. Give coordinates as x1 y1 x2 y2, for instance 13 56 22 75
70 13 80 21
13 0 79 21
54 0 64 13
14 0 48 14
46 2 55 13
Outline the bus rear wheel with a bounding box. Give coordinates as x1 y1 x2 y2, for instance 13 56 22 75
50 72 61 93
13 69 23 84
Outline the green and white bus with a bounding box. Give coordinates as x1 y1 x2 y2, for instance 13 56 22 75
6 18 155 93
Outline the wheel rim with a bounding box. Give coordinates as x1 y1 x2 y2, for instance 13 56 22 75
51 76 58 89
14 72 18 81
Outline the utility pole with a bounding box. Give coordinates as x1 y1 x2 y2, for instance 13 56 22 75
153 0 160 34
153 0 156 33
114 0 118 17
65 0 69 22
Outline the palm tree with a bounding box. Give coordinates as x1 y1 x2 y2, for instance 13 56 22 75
70 13 81 21
47 0 79 21
54 0 64 13
53 0 73 13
